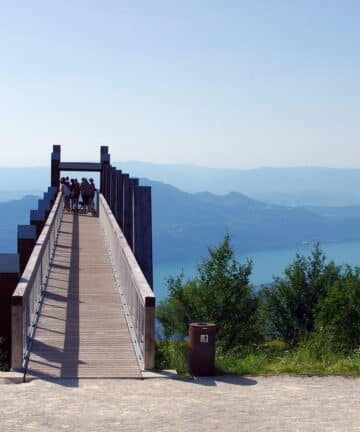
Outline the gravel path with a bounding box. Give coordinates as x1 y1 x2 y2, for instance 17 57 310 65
1 373 360 431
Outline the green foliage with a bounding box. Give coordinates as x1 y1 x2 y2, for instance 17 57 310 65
315 267 360 353
0 337 8 371
260 244 341 345
156 235 261 351
156 276 202 339
157 239 360 376
155 340 189 375
216 339 360 376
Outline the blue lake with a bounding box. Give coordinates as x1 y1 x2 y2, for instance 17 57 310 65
154 241 360 302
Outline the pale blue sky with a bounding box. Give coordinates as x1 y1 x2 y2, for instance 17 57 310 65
1 1 359 168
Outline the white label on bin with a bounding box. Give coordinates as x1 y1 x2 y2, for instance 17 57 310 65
200 334 208 343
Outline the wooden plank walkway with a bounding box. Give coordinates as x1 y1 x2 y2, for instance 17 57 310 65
26 211 141 379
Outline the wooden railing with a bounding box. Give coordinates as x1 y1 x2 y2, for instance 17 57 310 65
11 192 63 371
99 194 155 370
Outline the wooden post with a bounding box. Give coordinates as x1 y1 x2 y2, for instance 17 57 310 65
122 174 130 242
104 164 112 204
123 178 138 249
101 164 108 201
115 170 124 228
100 146 110 194
134 186 153 289
51 145 61 187
144 298 155 369
38 197 51 220
0 254 20 367
11 295 23 371
100 145 110 164
47 186 58 205
17 225 37 276
130 178 139 250
110 167 117 214
100 165 105 194
30 209 46 239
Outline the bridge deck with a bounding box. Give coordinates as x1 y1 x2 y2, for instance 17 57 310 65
26 212 141 379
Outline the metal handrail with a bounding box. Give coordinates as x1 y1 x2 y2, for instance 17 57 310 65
11 192 63 371
99 194 155 370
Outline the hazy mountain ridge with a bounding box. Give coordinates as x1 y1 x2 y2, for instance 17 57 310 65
4 164 360 206
2 174 360 264
139 178 360 263
117 162 360 206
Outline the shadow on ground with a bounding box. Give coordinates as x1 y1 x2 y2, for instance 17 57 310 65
144 370 257 387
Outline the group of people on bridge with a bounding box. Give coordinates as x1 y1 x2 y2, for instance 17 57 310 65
59 177 97 213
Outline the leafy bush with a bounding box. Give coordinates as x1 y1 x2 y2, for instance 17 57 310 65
260 244 341 345
315 267 360 353
156 239 360 376
156 235 262 351
155 340 189 375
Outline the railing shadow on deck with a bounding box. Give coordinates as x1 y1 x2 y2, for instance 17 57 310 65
24 212 81 387
11 192 63 378
61 212 80 381
11 200 90 387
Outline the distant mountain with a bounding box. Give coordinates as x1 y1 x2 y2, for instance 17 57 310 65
0 195 40 252
4 164 360 206
117 162 360 206
3 180 360 267
0 167 49 194
140 179 360 264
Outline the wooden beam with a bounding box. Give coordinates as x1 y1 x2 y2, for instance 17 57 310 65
123 177 138 249
0 254 20 367
110 167 117 213
115 170 124 228
134 186 153 289
30 210 46 239
17 225 37 276
59 162 102 172
51 145 61 187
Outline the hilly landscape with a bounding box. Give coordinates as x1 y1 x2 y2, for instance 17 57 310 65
118 162 360 206
140 179 360 264
4 164 360 207
2 175 360 268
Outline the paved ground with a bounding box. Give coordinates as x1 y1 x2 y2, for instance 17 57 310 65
1 373 360 431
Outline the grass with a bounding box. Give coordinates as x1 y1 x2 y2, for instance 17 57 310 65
0 337 9 371
155 340 189 376
156 339 360 377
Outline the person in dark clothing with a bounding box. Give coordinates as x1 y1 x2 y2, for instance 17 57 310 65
80 178 90 212
88 178 96 213
71 178 80 211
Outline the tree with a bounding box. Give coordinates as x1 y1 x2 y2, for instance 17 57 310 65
315 266 360 353
156 235 261 351
260 244 341 345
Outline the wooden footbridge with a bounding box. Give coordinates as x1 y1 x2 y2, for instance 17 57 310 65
1 146 155 379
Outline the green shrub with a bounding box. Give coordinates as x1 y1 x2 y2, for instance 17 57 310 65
0 337 9 371
156 235 262 352
260 244 341 346
315 268 360 353
155 340 189 375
